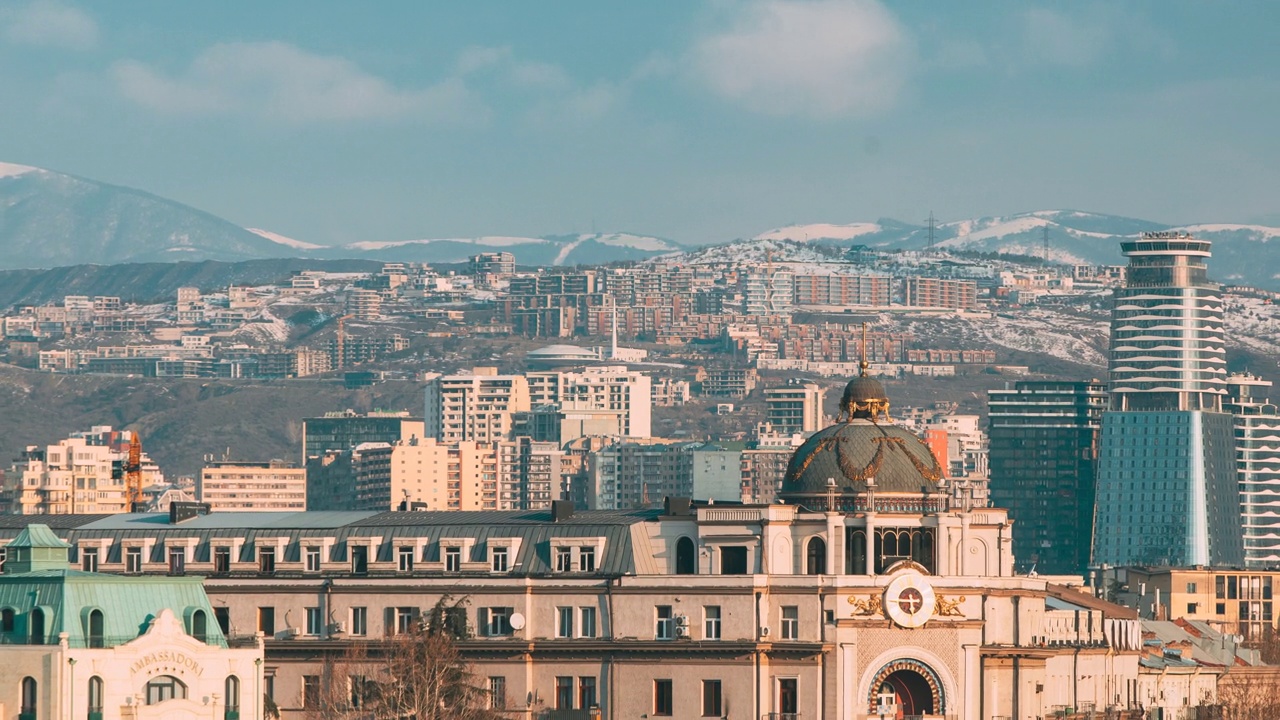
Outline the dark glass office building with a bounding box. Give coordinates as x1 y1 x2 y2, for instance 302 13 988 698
988 381 1107 575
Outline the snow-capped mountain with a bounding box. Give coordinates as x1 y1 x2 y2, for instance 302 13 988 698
0 162 682 269
0 164 294 268
743 210 1280 290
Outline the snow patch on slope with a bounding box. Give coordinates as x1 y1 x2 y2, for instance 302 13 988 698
755 223 882 241
248 228 326 250
1175 224 1280 240
0 162 38 179
346 236 549 251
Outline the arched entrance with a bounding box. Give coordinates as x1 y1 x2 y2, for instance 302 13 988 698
867 659 944 717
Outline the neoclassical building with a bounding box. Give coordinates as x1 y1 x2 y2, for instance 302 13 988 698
0 373 1144 719
0 524 263 720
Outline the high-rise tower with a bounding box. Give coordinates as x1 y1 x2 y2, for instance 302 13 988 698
1091 232 1242 567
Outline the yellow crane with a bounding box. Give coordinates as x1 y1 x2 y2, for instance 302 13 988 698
124 431 144 511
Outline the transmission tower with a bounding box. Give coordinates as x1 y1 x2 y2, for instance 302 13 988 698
1042 225 1050 264
927 211 936 252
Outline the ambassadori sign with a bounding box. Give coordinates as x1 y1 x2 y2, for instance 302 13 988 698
130 650 205 677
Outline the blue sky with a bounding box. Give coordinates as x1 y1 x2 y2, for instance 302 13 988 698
1 0 1277 246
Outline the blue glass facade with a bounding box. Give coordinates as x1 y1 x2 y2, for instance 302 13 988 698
1092 410 1243 567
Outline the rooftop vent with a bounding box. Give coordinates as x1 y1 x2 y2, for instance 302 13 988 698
551 500 575 522
169 502 211 524
664 497 694 517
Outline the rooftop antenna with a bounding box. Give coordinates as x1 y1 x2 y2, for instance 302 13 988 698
1042 224 1050 264
926 211 937 253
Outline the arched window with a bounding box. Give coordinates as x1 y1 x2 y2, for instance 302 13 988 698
29 607 45 644
848 530 867 575
192 609 208 643
21 676 37 715
88 676 104 717
1 607 14 634
675 537 696 575
87 609 104 648
225 676 241 720
145 675 188 705
805 537 826 575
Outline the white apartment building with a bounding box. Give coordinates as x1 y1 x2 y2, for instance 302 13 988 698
424 367 532 444
198 459 307 512
1227 373 1280 566
764 381 826 434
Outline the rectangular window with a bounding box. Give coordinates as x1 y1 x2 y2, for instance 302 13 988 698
258 546 276 574
168 547 185 575
481 607 512 637
580 547 596 572
1186 582 1198 594
1187 603 1199 614
557 607 574 638
351 545 368 575
258 607 275 635
556 676 574 710
125 546 142 574
214 607 230 636
656 605 674 640
305 547 321 572
1217 603 1227 615
398 546 414 572
580 607 597 638
720 546 748 574
778 677 799 714
81 546 98 572
654 679 674 716
395 607 416 635
213 546 231 574
1216 576 1226 598
781 606 799 640
702 679 723 717
705 606 722 640
491 546 509 572
556 546 573 572
445 546 461 572
303 676 320 709
306 607 322 635
351 607 368 636
579 676 597 710
489 676 506 710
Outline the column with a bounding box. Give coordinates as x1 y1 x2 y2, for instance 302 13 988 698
826 513 840 575
840 642 857 720
959 513 972 576
963 644 980 720
864 513 876 576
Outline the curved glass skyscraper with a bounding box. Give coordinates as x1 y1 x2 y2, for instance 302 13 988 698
1091 233 1243 568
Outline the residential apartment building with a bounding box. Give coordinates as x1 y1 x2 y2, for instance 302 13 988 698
902 277 979 310
764 382 826 435
1105 566 1280 640
301 411 425 461
582 441 742 510
793 273 893 306
1226 373 1280 567
346 288 383 320
0 427 163 515
424 368 532 444
198 459 307 512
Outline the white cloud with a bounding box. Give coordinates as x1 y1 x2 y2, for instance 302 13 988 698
455 45 512 75
111 41 478 124
1 0 98 50
692 0 912 119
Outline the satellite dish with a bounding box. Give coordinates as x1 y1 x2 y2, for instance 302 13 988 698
509 612 526 630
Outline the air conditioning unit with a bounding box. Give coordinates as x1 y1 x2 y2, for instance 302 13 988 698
281 627 301 639
676 626 690 638
674 614 688 627
760 626 771 638
328 622 346 635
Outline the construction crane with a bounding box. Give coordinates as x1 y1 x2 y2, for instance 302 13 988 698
335 314 354 370
124 431 144 511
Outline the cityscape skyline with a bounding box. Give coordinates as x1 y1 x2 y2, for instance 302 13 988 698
1 1 1278 247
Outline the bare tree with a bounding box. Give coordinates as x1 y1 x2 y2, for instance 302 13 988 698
306 596 505 720
1217 667 1280 720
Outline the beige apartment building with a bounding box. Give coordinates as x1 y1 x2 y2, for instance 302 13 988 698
764 381 826 434
198 459 307 511
0 427 163 515
903 277 980 310
1106 566 1280 640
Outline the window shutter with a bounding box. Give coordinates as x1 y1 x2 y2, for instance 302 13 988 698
478 608 490 637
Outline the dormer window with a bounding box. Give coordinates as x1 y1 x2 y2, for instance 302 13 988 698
444 546 461 573
304 546 321 572
213 547 231 574
555 547 572 572
258 547 276 574
491 547 509 573
168 547 185 576
125 547 142 574
81 547 99 573
397 546 414 573
579 547 596 573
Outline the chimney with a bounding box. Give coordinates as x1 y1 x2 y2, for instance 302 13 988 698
551 500 575 522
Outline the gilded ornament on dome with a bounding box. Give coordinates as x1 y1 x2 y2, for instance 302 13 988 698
934 595 966 617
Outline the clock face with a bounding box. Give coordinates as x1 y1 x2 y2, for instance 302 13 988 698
884 572 936 628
